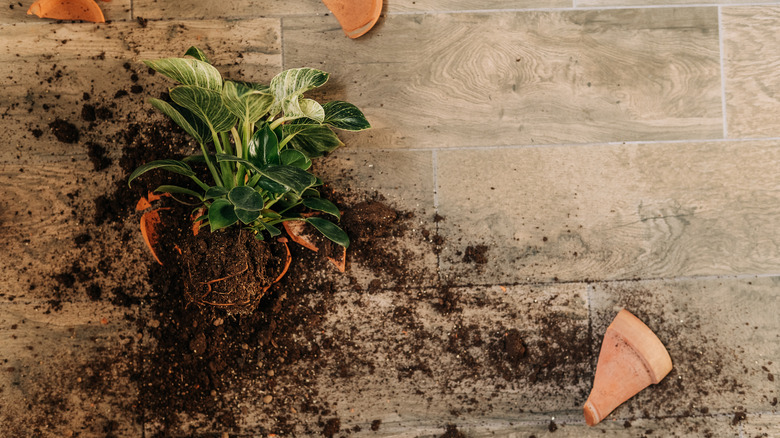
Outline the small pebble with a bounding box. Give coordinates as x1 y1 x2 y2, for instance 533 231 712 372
263 395 273 403
213 318 224 327
148 319 160 328
267 370 274 377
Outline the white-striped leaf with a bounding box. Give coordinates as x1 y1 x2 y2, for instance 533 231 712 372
170 85 237 134
323 101 371 131
143 58 223 91
149 98 210 144
221 80 274 124
270 68 329 117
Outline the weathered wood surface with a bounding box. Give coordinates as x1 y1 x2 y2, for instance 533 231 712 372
723 6 780 139
436 140 780 285
0 301 139 436
1 1 779 436
283 8 723 149
132 0 573 20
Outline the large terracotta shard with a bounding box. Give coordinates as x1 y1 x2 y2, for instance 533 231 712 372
584 309 673 426
27 0 106 23
321 0 382 39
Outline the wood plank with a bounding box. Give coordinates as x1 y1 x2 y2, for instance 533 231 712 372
590 277 779 418
436 140 780 285
133 0 571 20
168 283 593 435
0 0 131 23
723 6 780 138
283 8 722 150
742 414 780 437
133 0 326 20
0 301 140 436
580 0 756 6
0 18 282 162
315 150 439 288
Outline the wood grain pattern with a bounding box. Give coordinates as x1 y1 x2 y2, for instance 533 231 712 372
284 8 722 149
214 283 592 435
133 0 327 20
0 302 139 436
132 0 572 20
723 6 780 138
0 0 131 23
590 277 780 417
580 0 758 6
436 140 780 285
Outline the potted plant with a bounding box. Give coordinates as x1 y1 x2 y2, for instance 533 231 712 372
129 47 370 313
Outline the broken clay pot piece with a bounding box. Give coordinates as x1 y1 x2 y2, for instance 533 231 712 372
27 0 107 23
283 219 346 272
584 309 673 426
321 0 382 39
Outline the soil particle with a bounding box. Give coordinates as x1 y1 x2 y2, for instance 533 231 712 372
322 418 340 437
548 420 558 432
623 420 632 428
31 128 43 138
731 411 747 426
48 118 79 143
440 424 465 438
86 142 111 171
81 104 97 122
503 329 526 361
370 419 381 431
463 244 488 264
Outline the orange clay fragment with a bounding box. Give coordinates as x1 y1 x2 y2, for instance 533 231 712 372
27 0 106 23
283 221 346 272
140 208 170 265
321 0 382 39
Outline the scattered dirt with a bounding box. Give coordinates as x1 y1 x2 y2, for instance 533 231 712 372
463 244 489 264
439 424 466 438
48 118 80 143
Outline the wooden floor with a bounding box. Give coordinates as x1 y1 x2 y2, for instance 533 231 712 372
1 0 779 436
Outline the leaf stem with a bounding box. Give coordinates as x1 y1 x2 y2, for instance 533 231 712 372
199 142 223 188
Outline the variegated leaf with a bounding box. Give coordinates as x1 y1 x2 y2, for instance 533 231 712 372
149 98 210 144
282 124 343 158
221 80 275 124
143 58 223 91
170 85 237 134
323 101 371 131
269 68 329 117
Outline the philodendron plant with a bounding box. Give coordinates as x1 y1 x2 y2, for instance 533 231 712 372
129 47 370 248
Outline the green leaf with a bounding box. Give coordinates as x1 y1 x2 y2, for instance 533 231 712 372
128 160 194 186
280 149 311 170
302 188 320 198
261 209 282 220
208 199 239 231
155 185 204 201
149 98 211 145
305 217 349 248
221 80 275 124
282 124 343 158
270 68 329 117
247 124 280 167
143 58 223 91
257 177 288 194
216 154 317 194
235 208 261 224
260 222 282 237
323 101 371 131
184 46 210 63
205 186 228 199
228 186 264 211
170 85 238 134
303 198 340 219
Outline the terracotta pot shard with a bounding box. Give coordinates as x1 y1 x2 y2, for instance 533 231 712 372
139 207 170 266
321 0 382 39
283 220 346 273
584 309 673 426
27 0 106 23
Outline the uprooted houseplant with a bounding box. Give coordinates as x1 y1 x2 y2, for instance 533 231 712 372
129 47 369 314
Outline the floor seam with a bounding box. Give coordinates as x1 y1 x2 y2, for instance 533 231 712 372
719 6 729 139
